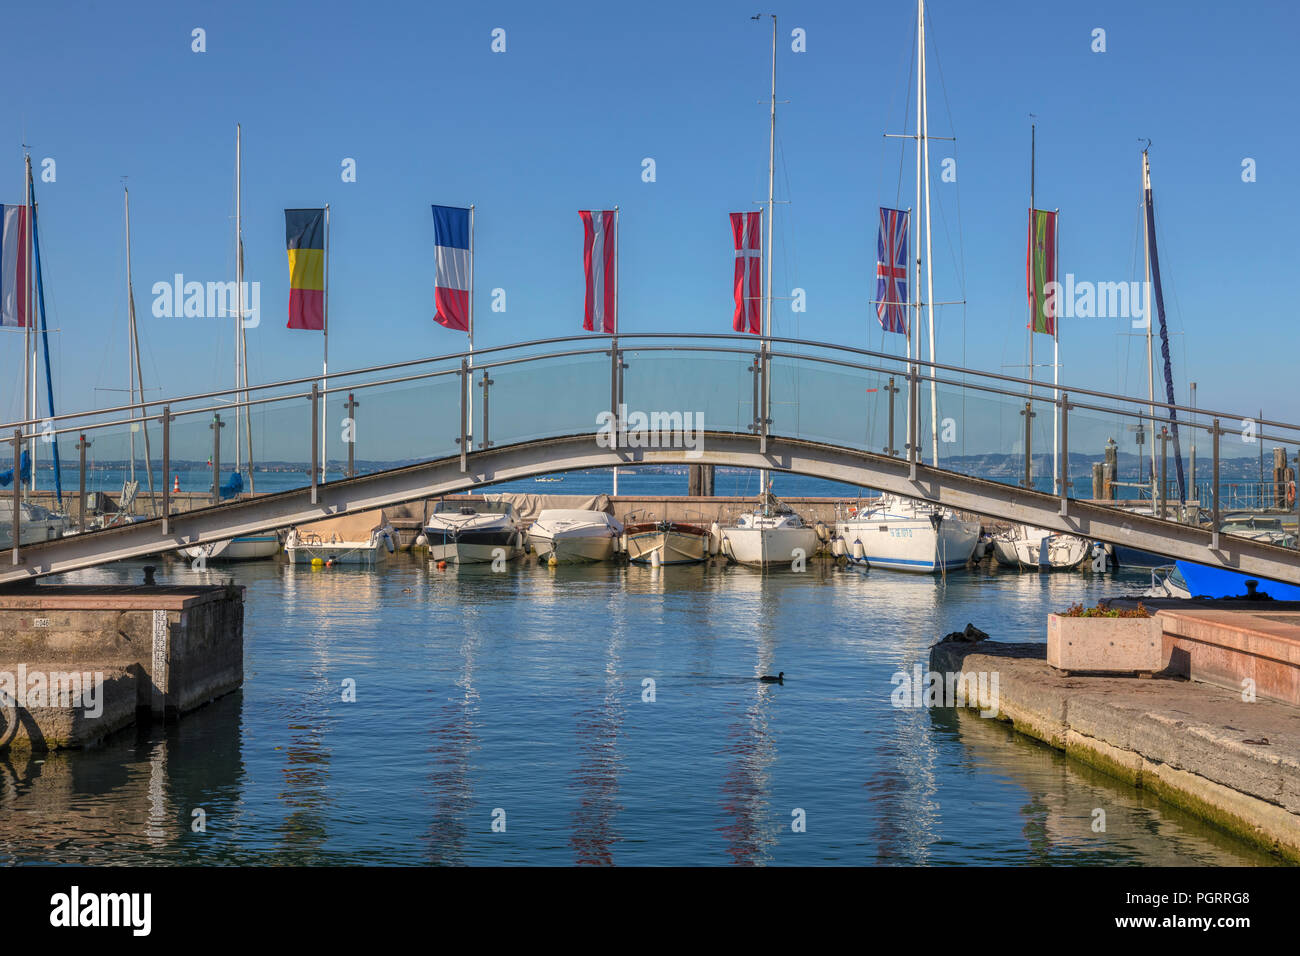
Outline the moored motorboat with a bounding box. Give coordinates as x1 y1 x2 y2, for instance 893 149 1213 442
834 495 979 573
527 509 623 563
991 524 1091 572
284 508 395 566
422 499 525 564
623 518 711 565
181 533 281 563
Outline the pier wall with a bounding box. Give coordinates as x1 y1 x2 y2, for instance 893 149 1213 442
930 638 1300 861
0 585 244 751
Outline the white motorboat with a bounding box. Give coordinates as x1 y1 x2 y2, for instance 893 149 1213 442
284 509 396 566
527 509 623 563
834 495 979 573
181 533 281 563
623 518 711 565
422 499 525 564
721 496 820 568
991 524 1091 571
0 501 69 549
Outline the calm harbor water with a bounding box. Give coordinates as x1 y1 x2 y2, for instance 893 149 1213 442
0 554 1280 866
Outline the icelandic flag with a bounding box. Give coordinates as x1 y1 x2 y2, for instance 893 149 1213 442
0 204 29 328
580 210 616 333
874 207 909 335
730 211 761 334
432 205 471 333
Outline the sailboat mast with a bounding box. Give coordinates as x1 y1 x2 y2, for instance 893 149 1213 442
235 125 255 492
1142 149 1157 488
919 2 938 467
1028 123 1035 488
234 124 243 477
125 189 137 482
124 188 156 514
24 155 34 496
760 12 776 500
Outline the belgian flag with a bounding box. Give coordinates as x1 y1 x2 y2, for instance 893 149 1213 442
285 208 325 330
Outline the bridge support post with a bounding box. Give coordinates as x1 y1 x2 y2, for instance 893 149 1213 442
309 385 319 505
1059 393 1070 517
908 365 919 481
1020 401 1035 490
750 354 761 442
478 371 494 451
458 358 468 473
76 433 90 533
344 392 359 478
11 430 21 566
210 413 224 507
160 406 174 535
885 375 899 457
1211 417 1221 551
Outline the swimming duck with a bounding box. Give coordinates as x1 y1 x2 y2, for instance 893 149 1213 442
759 672 784 684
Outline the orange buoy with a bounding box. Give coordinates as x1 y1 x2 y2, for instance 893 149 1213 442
437 560 447 571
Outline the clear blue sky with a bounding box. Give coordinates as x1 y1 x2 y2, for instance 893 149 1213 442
4 0 1297 437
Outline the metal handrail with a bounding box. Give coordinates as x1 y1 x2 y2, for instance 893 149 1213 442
5 331 1299 437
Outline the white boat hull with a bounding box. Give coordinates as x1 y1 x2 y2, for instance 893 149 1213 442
625 527 709 565
285 543 391 566
426 537 523 564
722 526 819 567
992 529 1090 571
180 534 280 562
835 515 979 573
529 530 618 563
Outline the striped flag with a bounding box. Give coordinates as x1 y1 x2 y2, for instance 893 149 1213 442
874 207 909 335
0 205 29 328
580 210 616 333
285 208 326 331
1027 208 1058 335
432 205 471 332
730 211 761 334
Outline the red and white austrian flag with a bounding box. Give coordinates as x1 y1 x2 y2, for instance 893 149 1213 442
580 210 617 333
730 211 761 334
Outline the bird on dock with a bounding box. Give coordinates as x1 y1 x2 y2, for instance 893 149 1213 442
759 672 784 684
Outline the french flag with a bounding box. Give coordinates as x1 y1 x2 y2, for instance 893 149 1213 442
580 210 616 333
0 205 29 329
432 205 471 333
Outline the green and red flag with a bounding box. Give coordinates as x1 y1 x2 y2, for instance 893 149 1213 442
1026 208 1057 335
285 208 326 330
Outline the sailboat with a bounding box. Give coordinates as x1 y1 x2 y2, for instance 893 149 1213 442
1109 146 1195 570
992 123 1091 572
181 125 279 562
834 0 980 573
719 14 821 568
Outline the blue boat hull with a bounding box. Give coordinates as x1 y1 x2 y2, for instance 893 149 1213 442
1174 561 1300 601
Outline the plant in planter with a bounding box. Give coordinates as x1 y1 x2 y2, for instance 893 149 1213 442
1048 602 1164 674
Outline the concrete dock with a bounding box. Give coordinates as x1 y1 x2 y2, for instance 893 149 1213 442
930 634 1300 861
0 584 244 751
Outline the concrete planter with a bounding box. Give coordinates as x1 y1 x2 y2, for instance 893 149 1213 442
1047 613 1165 674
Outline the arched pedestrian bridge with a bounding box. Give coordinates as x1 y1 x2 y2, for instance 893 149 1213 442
3 333 1298 585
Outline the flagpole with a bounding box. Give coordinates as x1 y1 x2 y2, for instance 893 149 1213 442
1028 122 1035 490
468 203 474 449
760 12 776 501
920 3 938 468
1052 207 1060 496
322 203 330 483
24 155 35 496
612 204 619 497
912 0 922 456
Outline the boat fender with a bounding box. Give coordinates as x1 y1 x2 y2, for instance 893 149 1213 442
310 557 323 568
831 537 846 558
650 549 662 568
385 533 396 554
709 522 721 556
851 539 866 561
415 534 427 548
814 521 829 542
547 554 558 568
